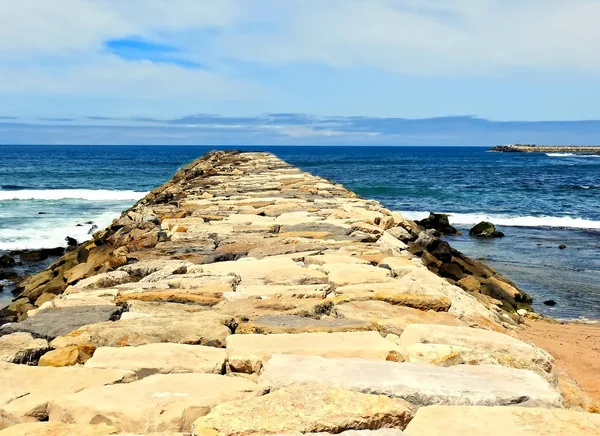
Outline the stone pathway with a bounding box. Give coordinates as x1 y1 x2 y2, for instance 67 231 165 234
0 151 597 435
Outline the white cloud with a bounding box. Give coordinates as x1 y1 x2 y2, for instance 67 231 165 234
1 0 600 112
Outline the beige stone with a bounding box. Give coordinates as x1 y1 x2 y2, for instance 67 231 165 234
334 300 464 336
398 324 554 372
85 343 226 377
0 362 135 428
235 284 330 299
0 333 49 365
0 422 118 435
322 263 392 287
403 406 600 436
48 374 260 434
192 383 412 435
200 258 328 286
38 345 96 367
50 313 234 348
226 331 400 373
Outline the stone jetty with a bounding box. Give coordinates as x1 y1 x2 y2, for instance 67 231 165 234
490 144 600 154
0 151 598 435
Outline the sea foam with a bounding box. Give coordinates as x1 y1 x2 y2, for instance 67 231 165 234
0 189 147 201
401 211 600 230
0 211 119 250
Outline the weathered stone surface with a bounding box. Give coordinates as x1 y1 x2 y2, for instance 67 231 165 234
192 383 412 435
398 324 554 373
38 345 95 367
236 315 373 334
214 298 333 320
259 354 563 407
200 258 328 286
50 313 234 348
0 305 122 341
322 264 392 288
235 284 330 299
0 422 119 435
48 374 259 433
0 333 49 365
85 343 226 377
403 406 600 436
227 331 401 373
334 301 464 336
67 271 132 292
0 362 135 429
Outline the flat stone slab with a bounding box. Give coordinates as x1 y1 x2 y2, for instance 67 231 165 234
0 305 122 341
236 315 374 334
192 383 412 435
50 313 234 348
226 331 401 373
48 373 259 434
403 406 600 436
280 431 405 436
259 354 564 408
0 333 49 365
235 284 331 299
334 300 465 336
85 343 227 377
0 362 135 429
399 324 553 372
0 422 119 435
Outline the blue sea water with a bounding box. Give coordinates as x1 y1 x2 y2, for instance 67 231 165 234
1 145 599 320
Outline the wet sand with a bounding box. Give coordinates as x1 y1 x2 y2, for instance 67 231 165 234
519 319 600 404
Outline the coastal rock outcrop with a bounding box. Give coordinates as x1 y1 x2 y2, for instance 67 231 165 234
469 221 505 238
0 151 593 434
415 213 458 235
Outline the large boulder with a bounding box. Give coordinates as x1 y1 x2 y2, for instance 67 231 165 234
0 254 16 268
259 354 563 408
47 374 259 434
404 406 600 436
0 332 50 365
192 383 413 435
50 313 235 348
226 331 401 373
415 213 458 236
398 324 553 373
469 221 504 238
0 305 122 341
84 343 227 377
0 362 135 428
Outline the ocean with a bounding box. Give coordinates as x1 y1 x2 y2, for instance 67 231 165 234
1 145 599 320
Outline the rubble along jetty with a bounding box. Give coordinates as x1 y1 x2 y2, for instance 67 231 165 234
490 144 600 154
0 151 598 435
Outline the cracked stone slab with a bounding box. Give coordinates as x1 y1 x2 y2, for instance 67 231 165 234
259 354 564 408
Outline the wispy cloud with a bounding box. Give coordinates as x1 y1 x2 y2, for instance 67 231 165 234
2 114 600 146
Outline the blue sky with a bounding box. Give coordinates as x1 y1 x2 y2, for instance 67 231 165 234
1 0 600 145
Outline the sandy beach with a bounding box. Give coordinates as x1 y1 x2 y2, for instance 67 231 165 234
520 319 600 405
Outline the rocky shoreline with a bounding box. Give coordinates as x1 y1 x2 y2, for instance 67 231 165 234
0 151 598 435
490 144 600 154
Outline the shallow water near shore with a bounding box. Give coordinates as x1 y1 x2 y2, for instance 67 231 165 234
1 144 599 319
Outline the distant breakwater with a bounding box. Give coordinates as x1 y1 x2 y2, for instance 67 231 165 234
490 144 600 154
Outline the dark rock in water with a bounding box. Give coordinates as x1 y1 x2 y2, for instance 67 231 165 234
543 299 557 306
0 254 16 268
426 239 453 263
438 263 465 281
469 221 505 238
84 221 94 225
76 224 83 227
38 212 47 215
0 305 123 341
20 250 49 262
559 244 567 250
0 269 19 281
65 236 78 247
415 213 458 236
88 224 99 235
44 247 66 257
